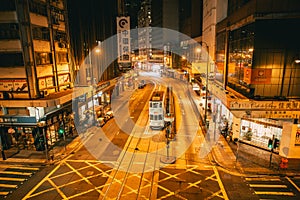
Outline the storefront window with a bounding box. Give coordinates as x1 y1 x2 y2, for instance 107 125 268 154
240 119 282 150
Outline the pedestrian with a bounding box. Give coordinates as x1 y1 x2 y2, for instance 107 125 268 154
8 127 17 146
69 124 73 136
229 131 233 142
8 127 15 135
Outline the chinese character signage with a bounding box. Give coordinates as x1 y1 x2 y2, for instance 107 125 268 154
0 79 28 92
116 16 130 63
230 100 300 111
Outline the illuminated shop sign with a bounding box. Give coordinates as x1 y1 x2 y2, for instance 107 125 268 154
248 110 300 119
116 16 131 63
230 100 300 110
0 79 28 92
0 116 36 124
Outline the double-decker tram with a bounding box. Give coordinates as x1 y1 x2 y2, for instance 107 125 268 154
149 91 165 130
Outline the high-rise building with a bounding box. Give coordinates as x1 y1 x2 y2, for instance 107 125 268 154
0 0 77 151
213 0 300 164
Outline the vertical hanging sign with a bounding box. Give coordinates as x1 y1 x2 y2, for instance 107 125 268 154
116 16 131 66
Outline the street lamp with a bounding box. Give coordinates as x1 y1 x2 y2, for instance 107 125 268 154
198 42 210 126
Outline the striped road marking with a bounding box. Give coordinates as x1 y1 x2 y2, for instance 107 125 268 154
0 177 26 182
0 191 9 196
249 184 287 188
8 166 39 171
0 171 32 176
0 183 18 188
254 191 294 196
245 177 281 181
286 176 300 192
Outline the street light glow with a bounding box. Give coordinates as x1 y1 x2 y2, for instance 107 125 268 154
95 48 101 53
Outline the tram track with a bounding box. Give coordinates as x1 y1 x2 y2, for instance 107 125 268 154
102 115 163 200
101 80 164 200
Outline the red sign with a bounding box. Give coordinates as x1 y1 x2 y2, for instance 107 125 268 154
251 69 272 84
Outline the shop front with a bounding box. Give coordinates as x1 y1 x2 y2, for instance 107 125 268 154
36 102 74 151
0 116 38 150
73 80 115 130
239 118 282 152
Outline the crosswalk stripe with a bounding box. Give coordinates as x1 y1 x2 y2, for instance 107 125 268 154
0 171 32 176
286 176 300 192
249 184 287 188
0 177 26 182
0 191 9 196
245 177 280 181
0 183 18 188
8 166 39 171
255 191 294 196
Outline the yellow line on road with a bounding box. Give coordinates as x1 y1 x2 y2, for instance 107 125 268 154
23 162 62 200
0 177 26 181
0 171 32 176
213 166 229 200
286 176 300 192
0 183 18 188
255 191 294 196
64 162 104 196
0 192 9 196
249 184 287 188
47 178 68 199
245 177 280 181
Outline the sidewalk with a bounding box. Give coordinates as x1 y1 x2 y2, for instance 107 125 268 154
212 133 300 176
1 125 299 176
0 135 81 165
187 84 300 176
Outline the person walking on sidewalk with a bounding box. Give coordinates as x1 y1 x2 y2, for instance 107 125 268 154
229 131 233 142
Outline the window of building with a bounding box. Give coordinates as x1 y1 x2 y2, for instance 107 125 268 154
29 0 47 16
54 30 67 42
51 7 65 25
0 53 24 67
57 52 68 63
0 0 16 11
228 23 254 95
0 23 19 39
35 52 52 65
215 31 226 84
32 26 50 40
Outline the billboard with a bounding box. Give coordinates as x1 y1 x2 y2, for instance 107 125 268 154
116 16 131 65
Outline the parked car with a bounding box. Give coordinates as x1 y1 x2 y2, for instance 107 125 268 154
138 80 146 89
97 117 106 127
138 83 146 89
104 111 114 121
200 96 212 111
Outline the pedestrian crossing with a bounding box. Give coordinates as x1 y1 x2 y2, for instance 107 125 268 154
0 165 40 198
245 176 297 199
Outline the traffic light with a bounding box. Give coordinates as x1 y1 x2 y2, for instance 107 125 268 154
58 127 65 137
274 138 280 148
268 139 273 149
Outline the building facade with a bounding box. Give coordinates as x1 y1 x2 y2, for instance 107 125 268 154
0 0 77 152
213 0 300 164
0 0 118 153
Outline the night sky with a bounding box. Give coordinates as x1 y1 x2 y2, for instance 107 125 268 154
67 0 117 65
66 0 141 65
